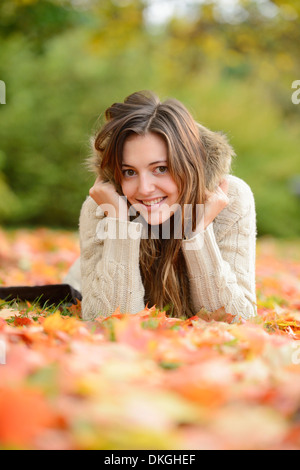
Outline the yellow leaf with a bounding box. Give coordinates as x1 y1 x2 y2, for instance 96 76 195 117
43 312 80 336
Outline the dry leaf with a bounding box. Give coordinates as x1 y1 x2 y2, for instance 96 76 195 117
0 229 300 449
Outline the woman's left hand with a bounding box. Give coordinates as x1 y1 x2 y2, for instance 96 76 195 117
202 178 229 230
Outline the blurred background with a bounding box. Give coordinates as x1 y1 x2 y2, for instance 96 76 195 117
0 0 299 237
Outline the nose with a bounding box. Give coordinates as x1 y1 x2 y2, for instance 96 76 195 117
138 173 156 196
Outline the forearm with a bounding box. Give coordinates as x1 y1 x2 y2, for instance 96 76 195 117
80 198 145 320
182 221 257 321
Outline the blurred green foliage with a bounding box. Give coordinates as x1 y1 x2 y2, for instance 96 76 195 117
0 0 299 236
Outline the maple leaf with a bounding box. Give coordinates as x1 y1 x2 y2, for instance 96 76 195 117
65 300 82 318
42 312 81 336
196 307 235 324
13 316 33 327
1 229 300 450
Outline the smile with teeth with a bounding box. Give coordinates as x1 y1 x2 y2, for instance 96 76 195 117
139 197 166 206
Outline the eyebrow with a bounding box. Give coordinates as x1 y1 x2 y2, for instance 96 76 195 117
122 160 167 168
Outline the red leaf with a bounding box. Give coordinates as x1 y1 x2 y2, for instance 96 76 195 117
13 316 33 327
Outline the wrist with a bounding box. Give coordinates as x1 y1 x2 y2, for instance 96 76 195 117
117 195 129 222
117 212 129 222
183 216 205 240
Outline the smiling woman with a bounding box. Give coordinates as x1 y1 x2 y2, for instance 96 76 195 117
63 90 258 322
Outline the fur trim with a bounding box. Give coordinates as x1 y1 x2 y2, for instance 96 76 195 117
197 123 236 192
88 123 236 193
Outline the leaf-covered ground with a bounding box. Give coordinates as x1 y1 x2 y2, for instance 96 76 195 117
0 228 300 450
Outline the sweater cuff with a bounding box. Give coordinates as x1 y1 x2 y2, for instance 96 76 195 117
182 223 223 275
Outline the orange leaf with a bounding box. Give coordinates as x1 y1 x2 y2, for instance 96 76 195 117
43 312 81 336
14 316 33 327
66 300 82 318
196 307 235 324
0 388 56 447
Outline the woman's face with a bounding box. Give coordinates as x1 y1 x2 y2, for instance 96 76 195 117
121 132 180 225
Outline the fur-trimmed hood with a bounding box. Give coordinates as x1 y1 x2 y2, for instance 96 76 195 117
89 120 236 194
197 123 236 192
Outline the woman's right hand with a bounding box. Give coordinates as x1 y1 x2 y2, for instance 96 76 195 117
89 176 129 221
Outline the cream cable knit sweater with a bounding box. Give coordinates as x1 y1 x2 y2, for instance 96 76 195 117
64 174 257 322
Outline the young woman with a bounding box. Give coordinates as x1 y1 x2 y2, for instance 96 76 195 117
64 90 257 322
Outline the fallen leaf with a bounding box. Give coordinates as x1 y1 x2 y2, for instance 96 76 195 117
0 387 57 447
196 306 235 324
0 308 17 320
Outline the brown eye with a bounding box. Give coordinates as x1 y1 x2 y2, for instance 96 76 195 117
122 169 136 177
156 166 168 174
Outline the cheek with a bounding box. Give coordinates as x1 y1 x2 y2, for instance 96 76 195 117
165 177 180 198
121 181 133 201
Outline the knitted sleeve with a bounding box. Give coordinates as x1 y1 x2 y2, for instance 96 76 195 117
181 175 257 321
79 197 145 320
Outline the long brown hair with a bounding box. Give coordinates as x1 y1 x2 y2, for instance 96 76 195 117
88 91 234 318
